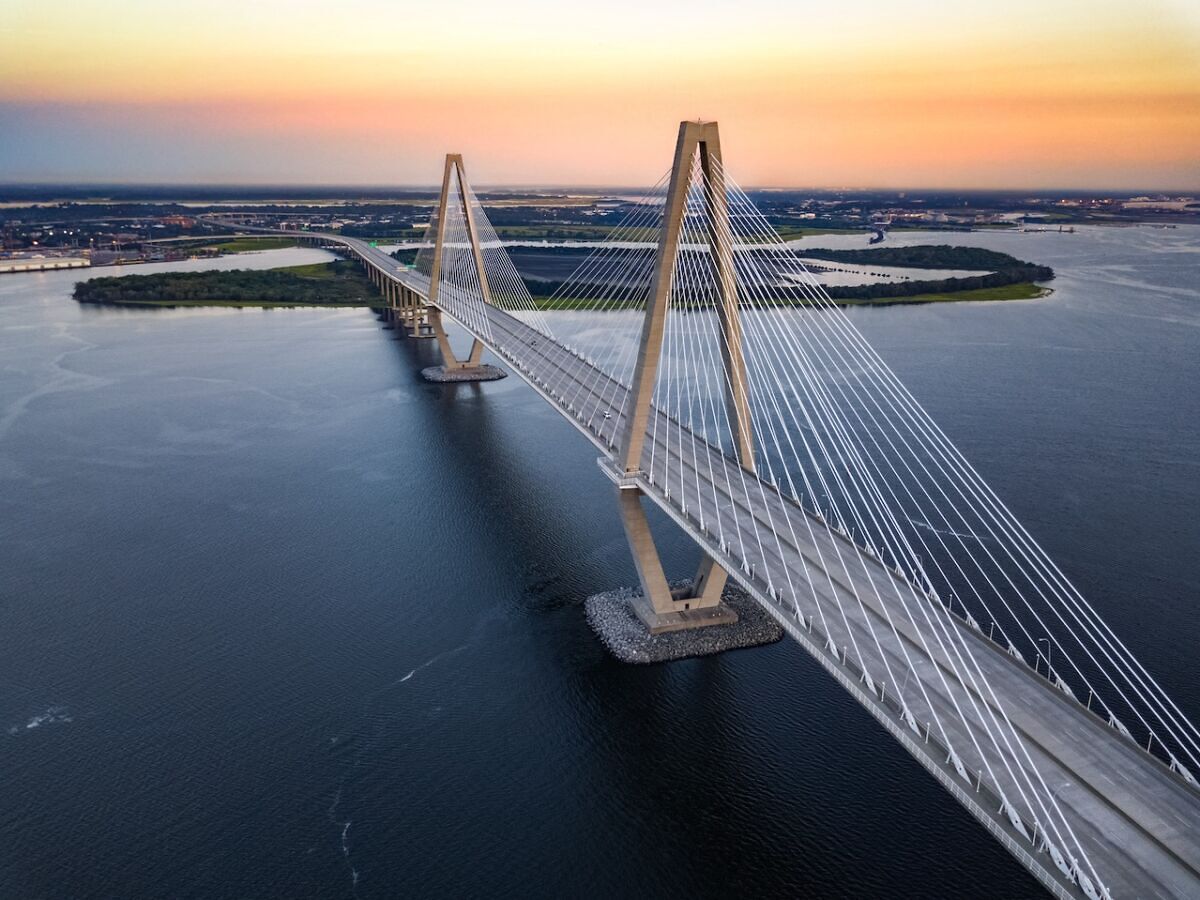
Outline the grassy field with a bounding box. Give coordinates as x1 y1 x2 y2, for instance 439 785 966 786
532 297 639 310
206 236 301 252
847 282 1052 305
532 282 1051 310
492 225 661 241
773 226 862 240
271 262 336 278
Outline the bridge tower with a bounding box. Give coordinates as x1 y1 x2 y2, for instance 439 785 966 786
614 120 751 633
426 153 490 370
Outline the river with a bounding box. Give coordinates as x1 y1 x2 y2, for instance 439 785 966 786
1 225 1197 898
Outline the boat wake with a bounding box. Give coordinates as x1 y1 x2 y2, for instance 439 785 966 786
7 706 72 736
397 644 469 684
327 788 360 896
325 642 470 894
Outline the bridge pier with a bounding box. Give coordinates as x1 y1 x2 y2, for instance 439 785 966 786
588 477 782 660
420 309 505 382
374 275 435 339
429 308 484 369
391 284 434 338
615 485 738 633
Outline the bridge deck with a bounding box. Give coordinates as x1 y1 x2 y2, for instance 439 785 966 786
282 231 1200 898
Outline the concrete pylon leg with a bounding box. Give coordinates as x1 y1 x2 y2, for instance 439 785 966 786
429 309 462 367
616 487 738 634
618 120 755 476
428 308 487 369
467 338 484 367
692 554 729 605
617 488 676 616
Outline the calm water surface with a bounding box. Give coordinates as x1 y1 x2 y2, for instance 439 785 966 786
1 228 1197 898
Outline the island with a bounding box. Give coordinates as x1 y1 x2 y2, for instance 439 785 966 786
73 260 380 308
490 244 1055 307
801 245 1054 303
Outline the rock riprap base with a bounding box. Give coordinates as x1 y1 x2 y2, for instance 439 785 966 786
586 581 783 664
420 365 507 383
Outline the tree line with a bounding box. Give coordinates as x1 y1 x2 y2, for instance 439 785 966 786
74 261 377 306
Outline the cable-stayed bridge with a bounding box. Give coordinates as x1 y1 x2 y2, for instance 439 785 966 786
211 122 1200 899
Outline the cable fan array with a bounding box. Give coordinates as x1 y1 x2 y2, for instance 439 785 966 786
412 163 553 341
531 150 1199 898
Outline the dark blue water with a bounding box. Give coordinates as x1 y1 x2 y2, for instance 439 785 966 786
1 227 1197 898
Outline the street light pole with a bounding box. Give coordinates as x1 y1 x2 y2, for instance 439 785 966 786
1037 637 1052 677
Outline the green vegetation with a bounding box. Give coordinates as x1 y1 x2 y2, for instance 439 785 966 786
816 245 1053 302
73 260 381 308
206 236 300 252
531 282 1050 310
844 282 1051 305
533 297 634 310
261 261 337 278
773 225 861 239
492 224 660 241
526 245 1053 309
338 226 427 241
799 244 1042 271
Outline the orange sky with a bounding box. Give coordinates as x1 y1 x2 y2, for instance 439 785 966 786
2 0 1198 188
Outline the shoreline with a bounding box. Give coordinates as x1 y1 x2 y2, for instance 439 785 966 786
79 283 1051 311
532 282 1052 311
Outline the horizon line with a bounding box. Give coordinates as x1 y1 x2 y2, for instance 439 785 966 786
2 181 1197 197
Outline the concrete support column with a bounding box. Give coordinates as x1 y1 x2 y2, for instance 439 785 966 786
617 488 675 615
428 308 484 368
466 337 484 367
618 123 697 475
429 308 456 364
699 133 755 471
615 486 737 633
691 554 729 605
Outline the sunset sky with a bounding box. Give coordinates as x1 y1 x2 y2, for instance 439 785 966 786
2 0 1198 189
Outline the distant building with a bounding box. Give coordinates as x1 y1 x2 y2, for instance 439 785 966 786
0 253 90 274
1123 199 1195 211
